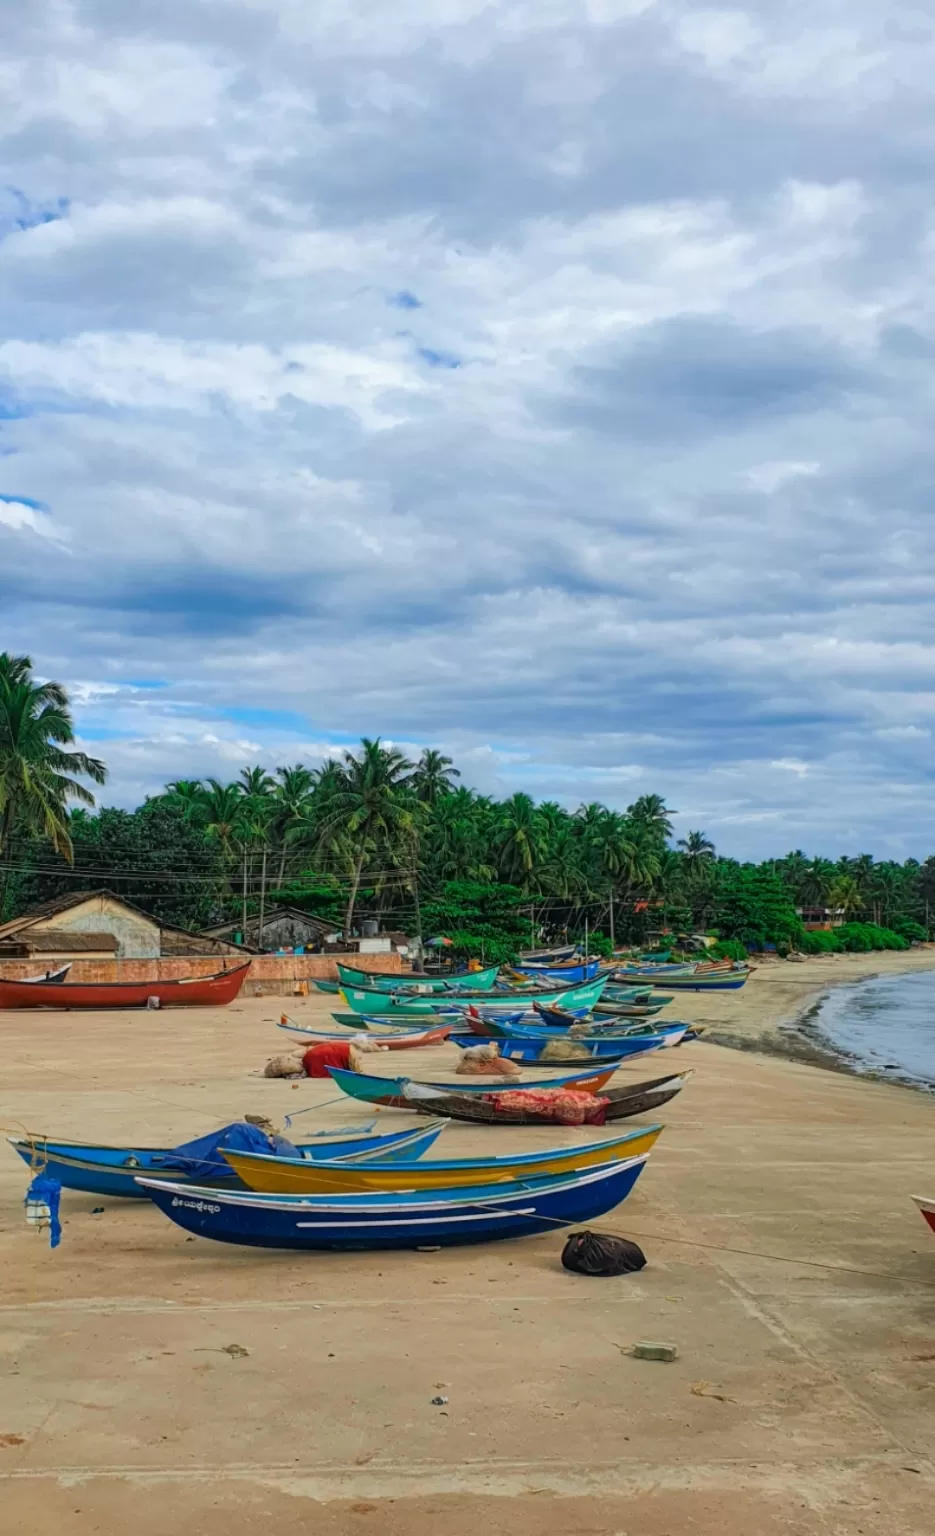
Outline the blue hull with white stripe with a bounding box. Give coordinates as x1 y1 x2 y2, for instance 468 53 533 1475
138 1153 649 1250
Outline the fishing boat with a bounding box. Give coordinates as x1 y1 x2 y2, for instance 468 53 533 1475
592 999 669 1018
365 1071 692 1126
0 962 252 1010
276 1019 452 1049
137 1154 650 1251
469 1020 691 1049
7 1121 447 1199
330 1009 461 1029
336 962 499 993
339 972 610 1018
223 1122 663 1194
326 1061 620 1108
510 959 603 985
22 964 72 984
651 968 749 992
912 1195 935 1236
519 944 578 963
449 1034 664 1065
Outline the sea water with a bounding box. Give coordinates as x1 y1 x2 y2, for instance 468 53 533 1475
814 969 935 1088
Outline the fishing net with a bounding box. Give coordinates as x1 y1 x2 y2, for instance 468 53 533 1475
561 1230 647 1276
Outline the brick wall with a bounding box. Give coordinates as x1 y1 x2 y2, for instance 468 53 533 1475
0 952 406 997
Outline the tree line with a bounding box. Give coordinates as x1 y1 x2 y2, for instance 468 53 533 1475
2 651 933 953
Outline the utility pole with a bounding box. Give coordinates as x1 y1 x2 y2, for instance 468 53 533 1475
609 888 615 950
241 843 248 935
584 910 589 959
412 868 424 973
258 847 268 952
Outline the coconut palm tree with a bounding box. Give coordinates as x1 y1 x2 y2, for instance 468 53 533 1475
627 793 675 846
412 749 460 806
163 779 206 822
0 652 107 862
201 779 245 861
316 738 416 936
495 793 545 891
827 874 863 924
270 763 316 884
677 830 715 869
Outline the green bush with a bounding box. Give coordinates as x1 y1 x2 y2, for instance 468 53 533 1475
585 931 614 958
890 917 928 943
709 939 748 962
835 922 908 952
797 930 842 955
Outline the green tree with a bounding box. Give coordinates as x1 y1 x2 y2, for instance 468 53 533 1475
412 749 460 806
317 738 415 936
0 652 107 865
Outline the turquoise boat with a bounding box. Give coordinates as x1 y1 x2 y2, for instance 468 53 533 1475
339 972 610 1018
336 962 500 993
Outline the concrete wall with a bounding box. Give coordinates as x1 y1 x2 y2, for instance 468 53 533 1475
29 895 160 960
0 951 406 997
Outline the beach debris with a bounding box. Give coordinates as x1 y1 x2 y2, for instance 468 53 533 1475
90 1207 104 1215
691 1380 735 1403
0 1435 25 1447
417 1245 442 1252
194 1343 250 1359
431 1395 448 1405
562 1230 646 1276
629 1342 679 1362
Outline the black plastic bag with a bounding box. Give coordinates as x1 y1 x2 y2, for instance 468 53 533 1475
561 1229 646 1276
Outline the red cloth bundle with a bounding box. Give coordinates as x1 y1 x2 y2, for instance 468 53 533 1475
482 1089 611 1125
301 1041 353 1078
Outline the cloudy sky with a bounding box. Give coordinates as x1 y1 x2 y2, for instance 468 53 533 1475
3 1 934 857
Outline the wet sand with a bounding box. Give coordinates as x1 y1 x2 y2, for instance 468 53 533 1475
1 976 934 1534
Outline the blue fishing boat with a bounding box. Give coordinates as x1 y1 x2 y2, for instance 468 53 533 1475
466 1019 690 1047
511 959 603 985
8 1121 447 1199
137 1153 650 1250
449 1033 664 1065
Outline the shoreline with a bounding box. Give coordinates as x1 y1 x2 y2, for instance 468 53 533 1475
664 947 935 1087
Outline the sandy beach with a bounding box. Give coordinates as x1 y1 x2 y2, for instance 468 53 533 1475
1 967 934 1535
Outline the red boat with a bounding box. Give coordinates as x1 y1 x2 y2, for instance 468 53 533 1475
0 962 252 1010
913 1195 935 1236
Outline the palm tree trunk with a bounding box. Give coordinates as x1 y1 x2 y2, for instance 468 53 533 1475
344 847 365 940
277 845 288 887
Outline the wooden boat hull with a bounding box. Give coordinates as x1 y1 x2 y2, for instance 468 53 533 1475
0 962 252 1010
326 1062 618 1107
336 963 499 993
450 1034 664 1065
391 1071 691 1126
7 1121 446 1198
225 1122 662 1193
138 1154 650 1250
653 971 749 992
913 1195 935 1236
339 973 609 1017
277 1020 452 1049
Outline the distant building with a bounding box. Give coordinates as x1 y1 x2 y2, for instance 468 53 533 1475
201 907 338 954
0 890 241 962
201 908 409 955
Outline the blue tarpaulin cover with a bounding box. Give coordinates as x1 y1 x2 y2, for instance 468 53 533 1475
161 1123 299 1179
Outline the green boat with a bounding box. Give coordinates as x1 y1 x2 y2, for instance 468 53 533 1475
339 973 610 1018
313 980 341 994
336 962 499 993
